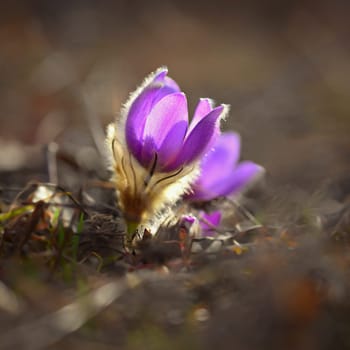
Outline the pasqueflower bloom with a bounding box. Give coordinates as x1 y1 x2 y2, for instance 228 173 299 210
106 67 228 231
186 132 263 201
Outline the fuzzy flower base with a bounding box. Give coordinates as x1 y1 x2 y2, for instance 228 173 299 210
106 123 198 228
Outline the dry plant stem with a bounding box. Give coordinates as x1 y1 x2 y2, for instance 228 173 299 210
229 198 262 226
10 182 89 217
37 183 90 217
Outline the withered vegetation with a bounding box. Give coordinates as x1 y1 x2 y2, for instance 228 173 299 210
0 174 350 350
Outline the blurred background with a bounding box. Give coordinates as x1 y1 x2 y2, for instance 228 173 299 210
1 3 350 349
0 0 349 201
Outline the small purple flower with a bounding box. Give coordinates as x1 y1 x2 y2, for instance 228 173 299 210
199 211 222 237
124 67 226 172
187 132 264 201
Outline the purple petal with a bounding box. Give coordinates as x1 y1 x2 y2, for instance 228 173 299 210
199 132 241 188
162 77 181 91
158 121 188 171
139 136 157 168
153 68 181 91
200 211 221 237
213 132 241 166
188 98 213 134
180 215 196 230
204 161 263 199
153 68 168 82
140 121 188 170
201 211 221 228
125 71 180 160
169 105 224 168
142 92 188 148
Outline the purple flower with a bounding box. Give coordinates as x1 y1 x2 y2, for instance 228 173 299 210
186 132 264 201
106 67 228 230
124 67 226 172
